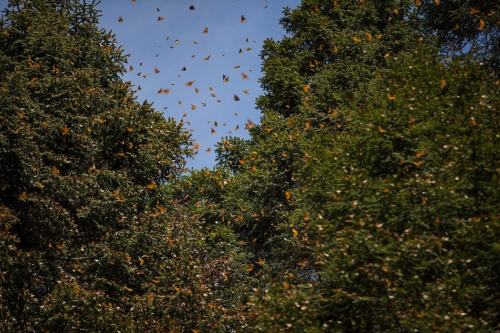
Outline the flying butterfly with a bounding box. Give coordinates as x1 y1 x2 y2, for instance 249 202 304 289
157 88 170 94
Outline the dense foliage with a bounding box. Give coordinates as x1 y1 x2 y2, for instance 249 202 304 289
204 0 499 331
0 0 238 331
1 0 498 332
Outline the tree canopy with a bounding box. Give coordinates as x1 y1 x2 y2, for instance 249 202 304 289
0 0 498 332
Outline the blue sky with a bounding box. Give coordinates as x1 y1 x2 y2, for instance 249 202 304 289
1 0 300 169
97 0 301 170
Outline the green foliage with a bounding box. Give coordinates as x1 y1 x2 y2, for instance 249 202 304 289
1 0 499 331
417 0 500 70
0 0 234 331
201 0 500 331
291 46 499 331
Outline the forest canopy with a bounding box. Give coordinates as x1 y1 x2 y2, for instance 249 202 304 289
0 0 498 332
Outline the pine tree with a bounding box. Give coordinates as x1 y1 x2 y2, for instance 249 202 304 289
0 1 224 331
187 0 500 331
287 44 499 332
213 0 420 270
236 1 499 332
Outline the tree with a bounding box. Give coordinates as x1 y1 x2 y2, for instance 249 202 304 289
0 0 226 331
417 0 500 72
288 45 499 331
142 0 500 329
214 0 499 331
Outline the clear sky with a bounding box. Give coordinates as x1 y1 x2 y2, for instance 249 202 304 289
1 0 300 169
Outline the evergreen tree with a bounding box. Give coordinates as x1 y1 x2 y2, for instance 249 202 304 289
209 0 499 331
262 45 499 332
0 1 226 331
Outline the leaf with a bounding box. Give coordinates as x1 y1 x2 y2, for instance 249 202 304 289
185 81 195 87
285 191 292 201
202 27 209 34
292 228 299 237
146 182 157 190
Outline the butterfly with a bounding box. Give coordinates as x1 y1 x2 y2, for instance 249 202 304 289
157 88 170 94
245 119 256 129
